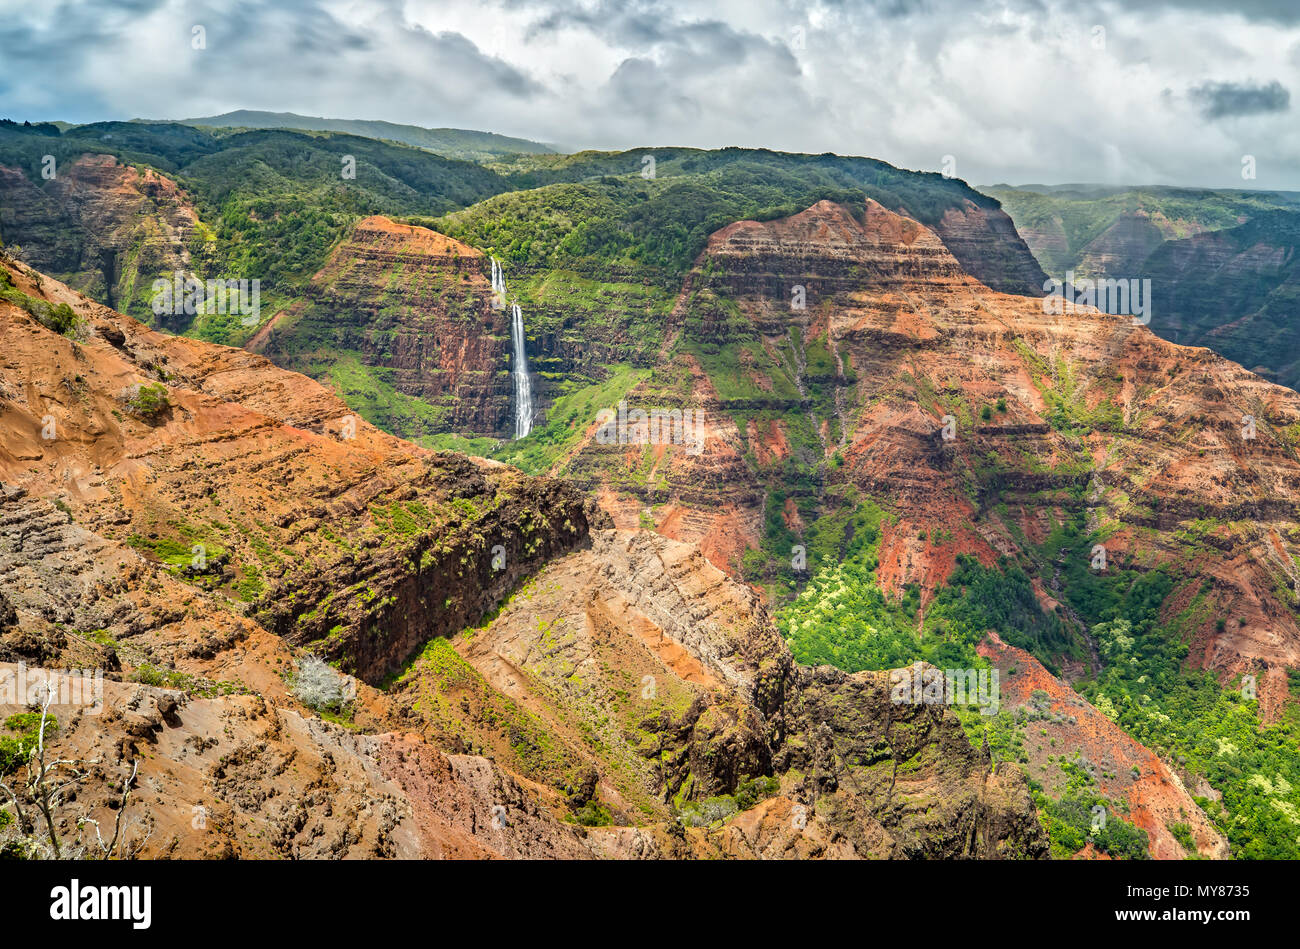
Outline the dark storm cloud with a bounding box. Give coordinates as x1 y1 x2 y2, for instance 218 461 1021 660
1190 79 1291 119
527 0 788 65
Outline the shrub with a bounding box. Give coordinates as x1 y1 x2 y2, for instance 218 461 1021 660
42 303 78 335
0 712 57 775
679 795 739 827
573 802 613 826
1169 822 1196 851
123 382 170 421
289 654 354 714
0 273 80 337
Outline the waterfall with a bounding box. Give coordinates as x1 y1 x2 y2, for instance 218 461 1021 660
511 302 533 438
490 257 506 308
490 256 533 439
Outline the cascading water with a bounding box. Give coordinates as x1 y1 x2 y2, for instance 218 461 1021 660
490 257 506 307
511 302 533 438
490 256 533 439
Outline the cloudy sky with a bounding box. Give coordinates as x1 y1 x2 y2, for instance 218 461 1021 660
2 0 1299 188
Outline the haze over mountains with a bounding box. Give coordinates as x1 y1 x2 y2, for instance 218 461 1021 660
160 111 559 162
2 111 1300 862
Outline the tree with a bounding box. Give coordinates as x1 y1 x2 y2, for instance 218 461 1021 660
0 681 145 859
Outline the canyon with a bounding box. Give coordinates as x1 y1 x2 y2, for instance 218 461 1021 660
2 126 1300 860
0 255 1048 858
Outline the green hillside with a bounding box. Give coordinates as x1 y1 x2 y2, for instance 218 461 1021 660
169 111 557 162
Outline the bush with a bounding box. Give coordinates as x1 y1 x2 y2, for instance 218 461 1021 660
573 802 613 826
0 274 80 337
0 712 56 776
289 654 354 714
1169 822 1196 851
42 303 78 335
679 795 739 828
123 382 170 421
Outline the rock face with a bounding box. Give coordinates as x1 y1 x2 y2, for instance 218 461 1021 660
259 214 674 441
0 154 203 320
0 257 599 687
394 528 1047 858
536 198 1300 727
255 216 515 438
0 666 596 859
934 199 1048 297
978 634 1229 860
0 257 1046 859
1070 212 1168 279
1141 211 1300 388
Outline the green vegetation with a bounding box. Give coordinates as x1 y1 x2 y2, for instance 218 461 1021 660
123 382 170 420
175 110 555 163
0 120 508 335
0 712 56 776
1037 513 1300 858
777 487 1300 858
491 364 649 474
675 776 780 828
437 148 1005 278
0 267 80 335
778 499 923 671
1035 788 1150 859
396 636 583 786
572 802 614 827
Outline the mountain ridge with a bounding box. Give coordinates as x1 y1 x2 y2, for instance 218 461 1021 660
158 110 558 161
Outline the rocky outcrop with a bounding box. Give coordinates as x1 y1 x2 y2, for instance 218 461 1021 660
0 666 596 858
0 258 599 686
0 256 1046 859
933 198 1048 296
256 216 515 437
396 528 1048 858
0 154 203 320
978 634 1229 860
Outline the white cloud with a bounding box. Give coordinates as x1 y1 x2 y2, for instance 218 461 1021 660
0 0 1297 188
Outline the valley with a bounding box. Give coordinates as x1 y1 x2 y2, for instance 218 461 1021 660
2 119 1300 860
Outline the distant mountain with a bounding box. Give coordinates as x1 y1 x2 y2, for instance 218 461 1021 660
982 183 1300 387
0 121 1045 343
0 120 510 328
981 184 1300 278
1143 210 1300 386
161 110 557 162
